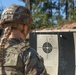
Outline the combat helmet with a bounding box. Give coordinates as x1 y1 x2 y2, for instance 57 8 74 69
0 4 32 27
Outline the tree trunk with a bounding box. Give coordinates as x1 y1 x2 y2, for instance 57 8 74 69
65 0 68 20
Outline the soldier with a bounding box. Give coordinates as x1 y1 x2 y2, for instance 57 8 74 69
0 4 47 75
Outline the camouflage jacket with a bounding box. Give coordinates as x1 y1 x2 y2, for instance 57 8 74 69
0 38 47 75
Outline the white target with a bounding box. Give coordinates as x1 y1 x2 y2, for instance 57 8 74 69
37 34 59 75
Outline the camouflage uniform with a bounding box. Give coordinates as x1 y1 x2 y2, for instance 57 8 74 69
0 38 47 75
0 4 48 75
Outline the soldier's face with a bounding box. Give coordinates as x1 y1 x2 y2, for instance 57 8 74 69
18 24 29 38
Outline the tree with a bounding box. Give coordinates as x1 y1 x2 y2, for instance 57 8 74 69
19 0 76 29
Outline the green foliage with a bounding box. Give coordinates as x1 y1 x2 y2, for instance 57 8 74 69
20 0 76 29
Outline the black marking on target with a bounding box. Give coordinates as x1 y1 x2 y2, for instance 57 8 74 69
42 42 52 53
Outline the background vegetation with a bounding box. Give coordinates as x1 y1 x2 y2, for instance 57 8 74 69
0 0 76 29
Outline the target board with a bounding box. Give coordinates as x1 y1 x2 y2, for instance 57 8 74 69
29 31 75 75
37 34 58 75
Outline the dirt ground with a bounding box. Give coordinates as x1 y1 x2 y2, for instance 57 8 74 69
50 22 76 30
57 22 76 29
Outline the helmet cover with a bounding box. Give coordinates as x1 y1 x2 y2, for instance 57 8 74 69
0 4 32 27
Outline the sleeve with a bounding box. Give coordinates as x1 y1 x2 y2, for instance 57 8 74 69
23 50 47 75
